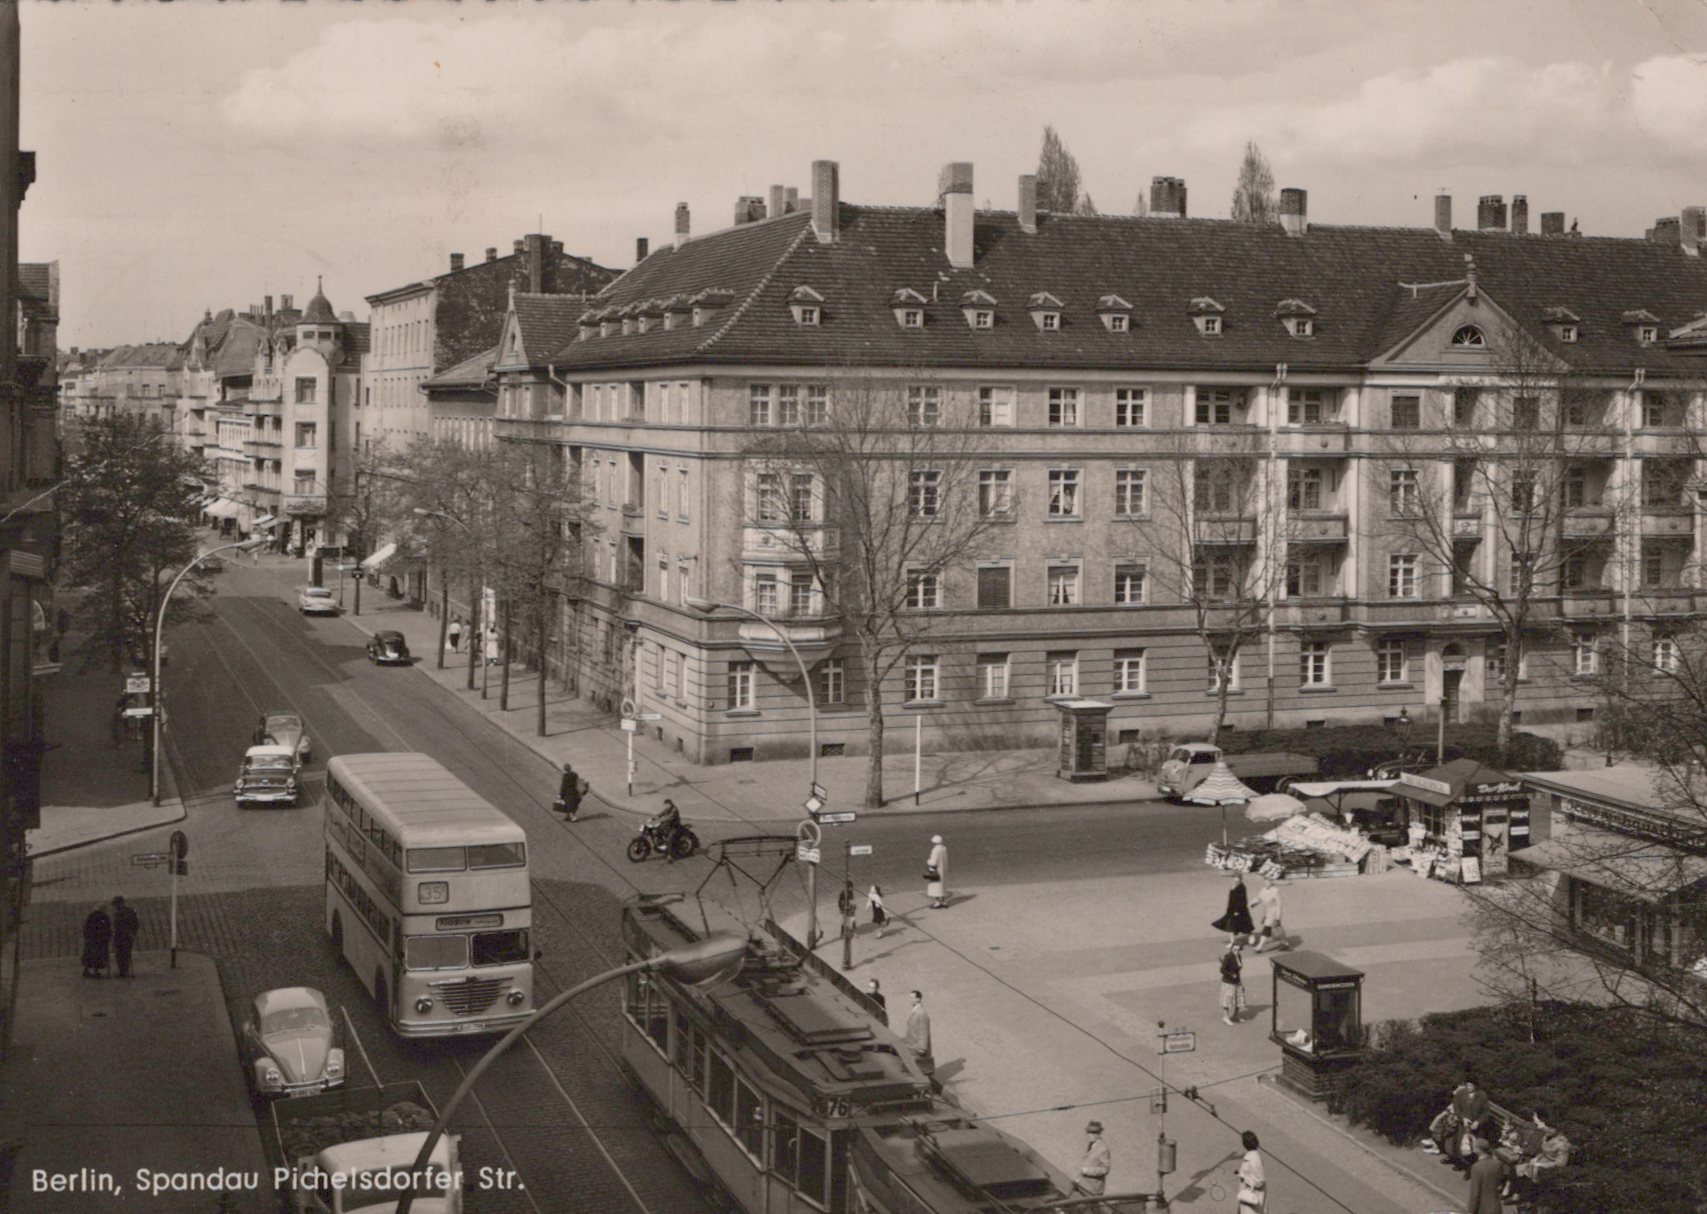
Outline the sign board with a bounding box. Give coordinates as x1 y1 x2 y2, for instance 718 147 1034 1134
811 782 827 801
126 675 151 695
123 707 155 719
804 795 825 815
817 811 857 825
620 697 637 717
131 853 170 866
1399 774 1454 797
1442 656 1468 672
633 712 662 722
283 495 327 516
848 844 874 856
620 719 639 733
1158 1030 1196 1055
796 819 822 848
796 845 821 864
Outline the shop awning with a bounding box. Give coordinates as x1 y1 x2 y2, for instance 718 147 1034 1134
360 542 397 571
1511 828 1707 904
205 500 240 519
1290 780 1398 799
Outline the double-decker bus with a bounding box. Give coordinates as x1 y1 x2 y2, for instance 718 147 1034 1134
323 753 533 1037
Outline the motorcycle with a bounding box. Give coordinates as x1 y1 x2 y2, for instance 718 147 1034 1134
626 810 700 863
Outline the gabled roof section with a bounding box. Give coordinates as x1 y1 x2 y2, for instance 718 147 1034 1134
1621 308 1662 325
512 293 590 366
788 285 825 304
1542 305 1579 324
962 289 999 307
1026 291 1064 310
1274 298 1317 318
424 344 498 392
890 287 928 306
1096 293 1132 312
1187 296 1225 315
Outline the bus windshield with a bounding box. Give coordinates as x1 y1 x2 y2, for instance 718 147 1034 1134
468 842 526 869
473 928 529 966
407 847 465 873
405 934 470 971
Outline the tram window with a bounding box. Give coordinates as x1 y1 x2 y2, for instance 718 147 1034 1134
673 1011 691 1071
624 973 670 1053
734 1077 764 1160
691 1027 707 1092
472 929 529 967
405 934 470 971
774 1107 801 1183
407 846 466 873
708 1053 736 1124
796 1124 828 1206
467 842 526 869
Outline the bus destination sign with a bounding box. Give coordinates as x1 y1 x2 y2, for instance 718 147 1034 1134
436 913 503 931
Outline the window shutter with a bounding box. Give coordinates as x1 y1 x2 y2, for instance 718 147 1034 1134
977 566 1011 609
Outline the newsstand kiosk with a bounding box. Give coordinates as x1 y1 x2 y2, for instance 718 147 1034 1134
1392 758 1532 884
1270 951 1366 1100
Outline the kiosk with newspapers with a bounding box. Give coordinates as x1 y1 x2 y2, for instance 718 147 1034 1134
1270 951 1365 1100
1393 759 1531 885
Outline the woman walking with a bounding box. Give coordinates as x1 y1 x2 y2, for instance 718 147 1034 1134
1212 873 1255 946
868 885 889 938
81 904 113 979
924 836 948 909
1252 877 1285 954
1219 942 1246 1025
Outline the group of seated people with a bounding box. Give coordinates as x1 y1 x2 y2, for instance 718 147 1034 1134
1426 1076 1573 1209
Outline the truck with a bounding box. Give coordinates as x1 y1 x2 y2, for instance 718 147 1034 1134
270 1081 462 1214
1155 742 1319 800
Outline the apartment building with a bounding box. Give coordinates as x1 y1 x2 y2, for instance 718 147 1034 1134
494 160 1707 766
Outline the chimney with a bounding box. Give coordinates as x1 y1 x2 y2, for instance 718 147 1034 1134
1680 206 1704 256
1510 195 1528 236
551 240 563 256
1652 217 1681 245
1477 195 1506 230
1434 192 1452 236
485 247 498 262
769 184 786 219
264 295 273 318
674 202 691 249
811 159 839 243
1279 187 1307 237
525 233 545 292
1018 174 1038 235
1150 176 1185 218
941 161 974 269
1540 211 1565 236
449 252 464 273
280 294 293 311
513 239 526 256
785 187 799 214
733 196 764 226
636 237 650 264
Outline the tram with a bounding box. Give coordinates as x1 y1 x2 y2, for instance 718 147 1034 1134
619 897 1159 1214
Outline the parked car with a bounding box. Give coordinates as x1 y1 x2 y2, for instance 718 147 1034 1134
254 712 312 762
1155 742 1319 799
366 630 411 665
298 585 338 616
234 744 302 807
241 986 344 1098
200 554 226 573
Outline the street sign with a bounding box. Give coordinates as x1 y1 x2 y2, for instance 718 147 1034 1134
126 675 151 694
848 844 873 857
131 852 170 866
817 811 857 825
620 719 639 733
811 782 827 801
170 831 188 859
620 697 637 717
804 795 825 814
796 819 822 848
1158 1030 1196 1055
123 707 155 718
796 845 821 864
633 712 662 722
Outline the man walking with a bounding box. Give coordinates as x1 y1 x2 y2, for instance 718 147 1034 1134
925 835 948 909
556 762 586 822
81 904 112 979
865 979 887 1025
1073 1121 1111 1197
904 990 934 1076
111 895 140 978
447 614 463 653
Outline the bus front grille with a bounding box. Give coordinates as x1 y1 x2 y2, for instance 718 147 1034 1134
430 976 508 1016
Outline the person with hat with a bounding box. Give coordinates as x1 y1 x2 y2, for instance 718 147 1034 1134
1073 1120 1111 1197
1237 1131 1267 1211
925 835 948 909
1219 940 1247 1024
111 895 141 978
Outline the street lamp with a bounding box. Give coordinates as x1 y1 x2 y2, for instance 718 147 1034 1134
150 528 275 806
686 596 822 946
395 932 749 1214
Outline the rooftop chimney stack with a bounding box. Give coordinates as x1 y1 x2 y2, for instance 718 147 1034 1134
675 202 691 249
1150 176 1186 218
486 247 498 262
449 252 464 272
1540 212 1565 236
941 161 975 269
769 185 786 219
1477 195 1506 230
525 233 546 293
1018 174 1038 235
1511 195 1528 236
1279 187 1308 237
1680 206 1704 257
1652 216 1681 245
636 237 650 264
811 160 840 243
1434 192 1452 237
513 239 526 256
785 187 799 214
264 295 273 318
733 196 764 226
280 294 293 311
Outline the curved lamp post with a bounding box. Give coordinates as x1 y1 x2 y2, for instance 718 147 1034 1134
150 528 275 806
395 931 749 1214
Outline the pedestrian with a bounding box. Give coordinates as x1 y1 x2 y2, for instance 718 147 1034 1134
81 904 112 979
1465 1131 1507 1214
1073 1120 1111 1197
1211 872 1255 945
1236 1130 1266 1212
1508 1109 1571 1206
868 885 889 937
865 978 888 1024
904 989 935 1076
448 614 463 653
1442 1074 1490 1170
924 835 948 909
111 895 140 978
1219 941 1246 1025
557 762 585 821
1251 876 1284 953
485 623 500 667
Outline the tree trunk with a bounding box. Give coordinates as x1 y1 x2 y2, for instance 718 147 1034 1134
353 558 363 616
499 596 513 710
466 576 480 691
1208 648 1233 745
862 651 886 808
536 597 548 737
435 570 449 670
1497 625 1521 763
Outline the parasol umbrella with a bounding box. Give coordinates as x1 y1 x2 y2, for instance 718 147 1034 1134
1246 793 1307 823
1186 760 1260 845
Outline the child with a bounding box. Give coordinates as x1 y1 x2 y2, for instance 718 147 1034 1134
868 885 889 938
1219 942 1246 1025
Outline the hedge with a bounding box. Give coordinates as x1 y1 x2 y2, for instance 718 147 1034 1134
1328 1003 1707 1214
1225 724 1563 778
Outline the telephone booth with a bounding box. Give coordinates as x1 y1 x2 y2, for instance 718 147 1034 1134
1055 699 1114 782
1269 950 1365 1100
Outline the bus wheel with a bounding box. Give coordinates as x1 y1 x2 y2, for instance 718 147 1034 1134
375 973 389 1014
671 829 700 860
626 836 651 863
329 911 344 949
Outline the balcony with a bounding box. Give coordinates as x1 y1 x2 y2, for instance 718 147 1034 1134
1633 431 1696 456
1563 508 1616 539
741 523 840 563
1633 588 1707 616
734 615 843 662
1194 516 1257 545
1290 512 1348 543
1273 426 1350 456
1348 600 1437 630
1278 598 1351 629
1639 507 1694 537
1451 512 1483 539
1561 591 1619 620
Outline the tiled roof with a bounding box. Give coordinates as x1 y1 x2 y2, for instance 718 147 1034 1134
100 342 181 370
301 286 338 325
512 294 586 364
424 344 498 392
545 205 1707 376
338 322 370 369
18 263 51 302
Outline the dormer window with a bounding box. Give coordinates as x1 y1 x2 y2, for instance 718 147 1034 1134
661 295 692 331
1450 324 1485 347
959 289 998 331
891 288 928 329
1274 298 1317 339
789 286 824 326
1027 291 1063 332
690 288 734 330
1188 297 1225 337
1106 313 1129 333
1639 325 1658 345
1622 309 1661 345
1542 306 1578 343
1096 294 1133 334
1558 324 1578 343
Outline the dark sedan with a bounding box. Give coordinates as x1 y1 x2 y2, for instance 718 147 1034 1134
365 630 411 665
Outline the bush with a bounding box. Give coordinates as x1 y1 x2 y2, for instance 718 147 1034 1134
1227 725 1562 777
1328 1003 1707 1214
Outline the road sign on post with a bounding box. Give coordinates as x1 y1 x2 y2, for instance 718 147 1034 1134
796 845 821 864
125 674 151 695
817 811 856 825
849 844 873 857
168 831 188 968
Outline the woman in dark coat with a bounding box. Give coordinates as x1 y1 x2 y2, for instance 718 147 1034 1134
81 905 113 978
1212 874 1255 945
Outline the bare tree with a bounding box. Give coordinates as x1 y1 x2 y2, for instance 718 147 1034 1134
396 437 492 669
1035 125 1089 215
1230 140 1277 224
743 375 1002 807
325 441 406 618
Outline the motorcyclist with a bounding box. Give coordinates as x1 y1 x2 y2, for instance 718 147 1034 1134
650 798 683 861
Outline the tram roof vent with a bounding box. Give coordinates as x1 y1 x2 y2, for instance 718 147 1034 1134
756 989 875 1048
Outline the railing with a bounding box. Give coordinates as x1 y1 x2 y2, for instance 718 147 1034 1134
1562 508 1615 538
1291 512 1348 541
1639 507 1694 537
1278 598 1351 627
1195 516 1258 544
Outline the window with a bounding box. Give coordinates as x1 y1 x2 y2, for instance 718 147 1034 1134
907 385 941 427
772 1110 829 1207
733 1076 764 1160
1653 638 1679 674
658 557 670 602
906 570 941 609
1287 317 1314 338
1391 394 1420 429
1201 315 1222 336
1565 466 1590 509
1048 469 1081 517
708 1052 735 1123
813 659 845 706
977 386 1013 427
796 305 819 326
783 572 812 617
1644 461 1689 507
1642 545 1667 589
1039 311 1060 331
1194 463 1240 513
1388 554 1419 598
748 384 772 426
1299 641 1331 688
900 308 923 329
1195 389 1238 425
1488 640 1525 683
754 574 779 617
1115 469 1147 516
1453 387 1479 425
1287 467 1322 511
1513 396 1540 429
1208 645 1240 692
1561 553 1588 591
294 377 317 404
756 472 783 521
1114 563 1148 605
789 473 814 522
1194 553 1238 601
294 422 317 449
908 470 942 517
727 661 754 711
776 384 801 427
1639 325 1658 345
1114 649 1146 694
1288 388 1329 425
1558 324 1578 343
978 469 1013 518
978 654 1010 699
1047 564 1080 606
1286 555 1324 597
803 384 828 426
970 309 994 330
1510 472 1537 513
1048 387 1080 427
1572 632 1598 677
1107 313 1130 333
1389 469 1419 516
1643 391 1676 428
1376 639 1408 684
1450 324 1485 347
904 655 939 703
1115 388 1147 427
1046 651 1078 697
975 565 1011 610
666 649 683 700
1508 552 1535 596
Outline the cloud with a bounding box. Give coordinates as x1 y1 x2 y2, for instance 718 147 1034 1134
1628 54 1707 146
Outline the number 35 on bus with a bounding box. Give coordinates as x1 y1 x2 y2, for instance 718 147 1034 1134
324 753 535 1037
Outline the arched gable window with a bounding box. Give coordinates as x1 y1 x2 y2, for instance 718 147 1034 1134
1450 324 1485 347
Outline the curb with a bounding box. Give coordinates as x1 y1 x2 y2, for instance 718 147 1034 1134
26 797 187 859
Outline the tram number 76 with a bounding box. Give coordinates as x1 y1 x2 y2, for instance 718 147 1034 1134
815 1095 852 1119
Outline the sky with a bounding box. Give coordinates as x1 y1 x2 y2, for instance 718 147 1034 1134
21 0 1707 348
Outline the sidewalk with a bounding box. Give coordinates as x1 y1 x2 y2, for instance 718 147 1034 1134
0 952 271 1213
